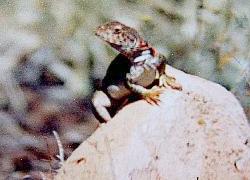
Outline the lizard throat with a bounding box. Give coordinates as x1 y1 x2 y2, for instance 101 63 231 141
131 47 159 60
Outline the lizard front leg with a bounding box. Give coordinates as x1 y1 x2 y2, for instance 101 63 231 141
158 71 182 90
136 53 182 90
92 90 112 122
127 81 163 104
157 54 182 90
126 66 163 105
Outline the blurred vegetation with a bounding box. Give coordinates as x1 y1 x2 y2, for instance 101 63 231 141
0 0 249 178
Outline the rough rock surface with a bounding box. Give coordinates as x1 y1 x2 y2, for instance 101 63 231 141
55 66 250 180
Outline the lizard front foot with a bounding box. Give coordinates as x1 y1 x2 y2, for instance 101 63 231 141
141 87 164 105
159 74 182 90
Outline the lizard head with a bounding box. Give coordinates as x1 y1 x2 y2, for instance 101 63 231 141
95 21 142 54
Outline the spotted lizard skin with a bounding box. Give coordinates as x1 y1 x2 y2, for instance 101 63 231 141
92 21 182 122
95 21 161 70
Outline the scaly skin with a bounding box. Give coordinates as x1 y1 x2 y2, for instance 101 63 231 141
92 53 160 122
92 21 182 122
95 21 182 90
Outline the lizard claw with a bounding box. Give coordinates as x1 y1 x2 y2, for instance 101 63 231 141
142 87 164 105
159 74 182 90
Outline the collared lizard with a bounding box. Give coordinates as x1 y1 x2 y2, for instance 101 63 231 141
92 21 182 122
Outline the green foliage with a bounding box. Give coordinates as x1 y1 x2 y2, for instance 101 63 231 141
0 0 249 116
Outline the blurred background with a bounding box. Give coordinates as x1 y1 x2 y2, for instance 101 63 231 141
0 0 249 179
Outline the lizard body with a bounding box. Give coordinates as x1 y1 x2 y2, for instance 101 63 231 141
92 21 182 122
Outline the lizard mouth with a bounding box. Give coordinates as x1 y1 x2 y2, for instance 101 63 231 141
109 43 122 51
95 32 135 53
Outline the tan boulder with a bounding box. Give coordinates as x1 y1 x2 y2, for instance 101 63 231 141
56 66 250 180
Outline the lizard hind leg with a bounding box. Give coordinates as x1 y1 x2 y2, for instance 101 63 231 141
92 90 112 123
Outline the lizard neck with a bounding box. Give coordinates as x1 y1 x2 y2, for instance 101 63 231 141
125 39 159 61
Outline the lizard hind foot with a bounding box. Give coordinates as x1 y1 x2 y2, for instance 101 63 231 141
142 87 164 105
92 91 112 123
159 74 182 90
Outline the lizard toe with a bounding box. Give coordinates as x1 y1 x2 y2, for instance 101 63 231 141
159 75 182 90
143 88 163 105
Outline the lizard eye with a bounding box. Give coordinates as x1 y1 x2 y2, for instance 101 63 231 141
114 28 120 33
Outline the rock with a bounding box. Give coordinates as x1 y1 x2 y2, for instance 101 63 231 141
55 66 250 180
